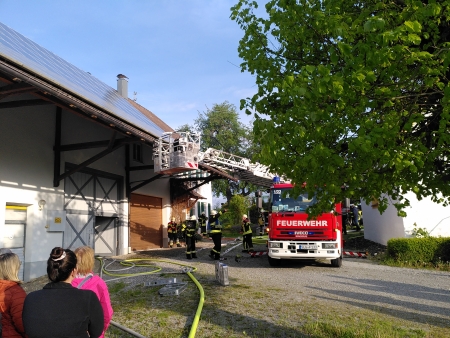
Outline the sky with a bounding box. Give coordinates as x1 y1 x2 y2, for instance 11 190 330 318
0 0 259 130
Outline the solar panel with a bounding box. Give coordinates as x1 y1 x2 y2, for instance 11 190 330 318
0 21 165 138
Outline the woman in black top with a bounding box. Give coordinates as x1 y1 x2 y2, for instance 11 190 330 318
22 247 104 338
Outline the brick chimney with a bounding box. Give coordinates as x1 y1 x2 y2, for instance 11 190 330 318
117 74 128 98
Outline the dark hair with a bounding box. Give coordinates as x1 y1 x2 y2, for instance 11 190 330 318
46 247 77 282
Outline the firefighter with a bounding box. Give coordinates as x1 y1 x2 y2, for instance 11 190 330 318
177 220 185 247
199 212 208 237
258 209 266 236
241 214 254 253
351 204 361 231
167 217 177 248
208 209 226 260
182 215 199 259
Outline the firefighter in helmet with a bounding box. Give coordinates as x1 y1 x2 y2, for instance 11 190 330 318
167 217 178 248
208 209 226 260
182 215 199 259
258 209 266 236
199 211 208 237
241 214 254 253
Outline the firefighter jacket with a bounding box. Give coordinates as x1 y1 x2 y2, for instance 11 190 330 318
258 213 265 226
209 211 224 234
182 220 198 237
242 218 252 235
198 214 208 227
167 221 177 234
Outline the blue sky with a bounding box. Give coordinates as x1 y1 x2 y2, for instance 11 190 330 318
0 0 257 129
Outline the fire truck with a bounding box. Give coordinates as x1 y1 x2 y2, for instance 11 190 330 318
267 178 344 267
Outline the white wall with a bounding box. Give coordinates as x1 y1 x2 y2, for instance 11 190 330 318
0 100 172 278
361 193 450 245
402 192 450 237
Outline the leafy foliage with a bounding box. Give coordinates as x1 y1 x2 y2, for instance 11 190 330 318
179 101 261 203
228 194 251 226
231 0 450 216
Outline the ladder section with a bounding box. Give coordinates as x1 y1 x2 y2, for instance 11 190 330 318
152 132 276 187
199 148 274 187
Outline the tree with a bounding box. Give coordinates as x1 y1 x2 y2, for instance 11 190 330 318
231 0 450 215
228 194 251 227
193 102 261 203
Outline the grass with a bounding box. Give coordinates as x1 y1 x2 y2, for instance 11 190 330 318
106 280 446 338
105 268 449 338
103 230 449 338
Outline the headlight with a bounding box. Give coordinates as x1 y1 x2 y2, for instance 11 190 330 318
269 242 282 248
322 243 338 249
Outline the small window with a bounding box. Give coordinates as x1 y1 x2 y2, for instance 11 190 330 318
132 143 143 163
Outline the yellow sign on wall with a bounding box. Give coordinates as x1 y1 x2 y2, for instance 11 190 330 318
54 217 61 224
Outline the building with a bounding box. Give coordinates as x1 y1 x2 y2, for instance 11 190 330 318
361 192 450 245
0 22 215 281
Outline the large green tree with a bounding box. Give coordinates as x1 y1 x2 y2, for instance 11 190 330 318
178 102 261 203
231 0 450 215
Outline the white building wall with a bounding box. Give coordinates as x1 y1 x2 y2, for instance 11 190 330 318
402 192 450 237
1 104 66 280
0 102 171 279
361 193 450 246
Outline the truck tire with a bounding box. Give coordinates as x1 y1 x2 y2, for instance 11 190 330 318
268 256 281 267
331 255 342 268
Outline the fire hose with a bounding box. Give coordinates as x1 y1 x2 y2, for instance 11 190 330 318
96 257 204 338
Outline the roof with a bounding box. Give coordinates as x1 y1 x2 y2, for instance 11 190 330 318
0 21 167 139
128 99 173 133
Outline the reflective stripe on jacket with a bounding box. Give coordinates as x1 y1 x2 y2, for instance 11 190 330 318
242 219 252 235
209 211 223 233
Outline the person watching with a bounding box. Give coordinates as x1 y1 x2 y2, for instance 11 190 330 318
22 247 104 338
0 252 26 337
72 246 113 338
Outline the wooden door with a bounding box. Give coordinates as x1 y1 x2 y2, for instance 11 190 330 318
129 194 162 250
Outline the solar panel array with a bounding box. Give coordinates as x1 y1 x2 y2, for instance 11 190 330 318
0 21 165 138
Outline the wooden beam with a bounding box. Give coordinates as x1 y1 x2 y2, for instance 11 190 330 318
130 174 164 193
56 136 129 183
53 107 62 187
57 138 135 151
0 82 35 96
125 145 130 199
184 175 216 193
128 165 154 171
0 99 53 109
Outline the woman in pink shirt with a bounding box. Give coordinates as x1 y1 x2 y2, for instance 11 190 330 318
71 246 113 338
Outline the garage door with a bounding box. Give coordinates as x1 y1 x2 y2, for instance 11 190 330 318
129 194 162 250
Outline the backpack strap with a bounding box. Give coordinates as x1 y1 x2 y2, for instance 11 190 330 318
76 274 93 289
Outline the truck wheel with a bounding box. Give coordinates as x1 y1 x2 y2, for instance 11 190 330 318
268 256 281 267
331 256 342 268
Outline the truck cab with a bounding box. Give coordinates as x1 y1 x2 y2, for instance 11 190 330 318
267 182 343 267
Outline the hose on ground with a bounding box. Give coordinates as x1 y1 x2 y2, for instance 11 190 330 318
96 256 203 338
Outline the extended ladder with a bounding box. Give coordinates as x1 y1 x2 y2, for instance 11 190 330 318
152 132 275 187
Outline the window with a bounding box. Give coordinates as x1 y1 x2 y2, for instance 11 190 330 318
132 143 143 163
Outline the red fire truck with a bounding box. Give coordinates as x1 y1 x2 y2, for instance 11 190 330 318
267 178 344 267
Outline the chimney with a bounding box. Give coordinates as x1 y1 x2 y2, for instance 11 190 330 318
117 74 128 98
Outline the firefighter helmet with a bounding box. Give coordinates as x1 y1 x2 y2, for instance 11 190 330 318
171 217 175 222
211 210 217 215
190 215 197 221
243 214 248 219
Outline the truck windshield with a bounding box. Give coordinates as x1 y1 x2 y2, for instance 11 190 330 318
270 188 316 212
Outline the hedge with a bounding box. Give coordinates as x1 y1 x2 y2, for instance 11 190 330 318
387 237 450 263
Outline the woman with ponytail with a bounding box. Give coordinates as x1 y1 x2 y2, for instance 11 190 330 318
22 247 104 338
